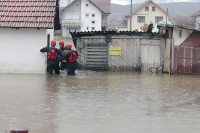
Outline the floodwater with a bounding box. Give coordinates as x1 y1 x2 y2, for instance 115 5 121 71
0 71 200 133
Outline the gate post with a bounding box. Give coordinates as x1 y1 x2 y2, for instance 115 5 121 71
173 46 179 74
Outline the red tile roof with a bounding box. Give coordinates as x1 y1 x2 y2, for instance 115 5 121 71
0 0 56 28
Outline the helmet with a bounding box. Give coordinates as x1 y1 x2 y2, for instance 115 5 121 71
66 43 72 49
59 41 64 45
51 40 56 45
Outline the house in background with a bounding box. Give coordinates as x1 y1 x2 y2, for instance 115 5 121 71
60 0 111 37
126 0 169 31
0 0 56 73
191 10 200 30
107 19 127 31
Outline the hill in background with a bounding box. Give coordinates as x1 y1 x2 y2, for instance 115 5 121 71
110 2 200 20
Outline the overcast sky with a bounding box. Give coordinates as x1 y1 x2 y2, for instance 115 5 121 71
111 0 199 5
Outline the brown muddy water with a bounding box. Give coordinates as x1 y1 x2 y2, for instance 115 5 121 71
0 70 200 133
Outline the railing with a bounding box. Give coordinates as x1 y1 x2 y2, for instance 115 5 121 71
62 19 81 26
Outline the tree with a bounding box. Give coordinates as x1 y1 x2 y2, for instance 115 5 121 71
173 15 192 27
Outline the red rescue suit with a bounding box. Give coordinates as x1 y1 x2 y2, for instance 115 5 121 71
47 47 58 60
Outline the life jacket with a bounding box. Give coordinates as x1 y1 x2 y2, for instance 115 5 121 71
68 50 77 62
47 47 57 60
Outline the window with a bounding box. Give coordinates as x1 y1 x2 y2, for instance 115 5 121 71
92 14 95 17
92 21 95 24
155 16 163 23
85 14 89 17
152 7 155 11
92 27 95 30
87 27 89 30
86 4 88 6
145 6 149 11
137 16 145 23
76 4 78 6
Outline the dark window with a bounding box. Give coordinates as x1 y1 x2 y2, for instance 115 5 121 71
87 27 89 30
92 27 95 30
155 16 163 23
85 14 89 17
92 21 95 24
145 6 149 11
86 4 88 6
137 16 145 23
152 7 155 11
76 4 78 6
92 14 95 17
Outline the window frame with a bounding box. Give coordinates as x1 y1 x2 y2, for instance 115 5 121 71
137 16 145 23
145 6 149 11
155 16 163 23
152 7 155 11
85 14 89 17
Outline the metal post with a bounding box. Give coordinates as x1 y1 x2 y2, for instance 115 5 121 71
130 0 132 31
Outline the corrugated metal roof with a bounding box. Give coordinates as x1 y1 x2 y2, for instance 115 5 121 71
0 0 56 28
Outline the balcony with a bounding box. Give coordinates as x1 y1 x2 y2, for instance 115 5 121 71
62 13 81 27
62 19 81 27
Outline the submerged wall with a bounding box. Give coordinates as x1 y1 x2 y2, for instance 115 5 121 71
0 28 52 73
73 31 166 72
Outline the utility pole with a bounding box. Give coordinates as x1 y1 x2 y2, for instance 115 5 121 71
130 0 132 31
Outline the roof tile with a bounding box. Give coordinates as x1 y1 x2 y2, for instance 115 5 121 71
0 0 56 28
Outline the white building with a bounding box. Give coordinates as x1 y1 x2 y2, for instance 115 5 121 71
0 0 56 73
126 0 169 31
191 10 200 30
60 0 111 36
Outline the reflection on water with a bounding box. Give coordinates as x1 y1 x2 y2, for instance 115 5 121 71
0 71 200 133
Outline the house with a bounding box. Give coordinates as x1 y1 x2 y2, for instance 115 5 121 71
107 19 127 31
157 22 200 75
60 0 111 37
126 0 169 31
172 27 200 75
0 0 57 73
191 10 200 30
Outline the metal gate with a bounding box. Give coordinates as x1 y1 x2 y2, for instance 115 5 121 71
86 43 108 70
178 46 200 74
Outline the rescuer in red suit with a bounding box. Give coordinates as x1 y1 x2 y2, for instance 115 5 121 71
40 40 61 75
62 43 78 75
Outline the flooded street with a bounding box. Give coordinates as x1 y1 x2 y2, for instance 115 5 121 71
0 71 200 133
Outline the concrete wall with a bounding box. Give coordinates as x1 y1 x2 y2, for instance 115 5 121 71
81 0 102 31
0 28 50 73
128 2 168 31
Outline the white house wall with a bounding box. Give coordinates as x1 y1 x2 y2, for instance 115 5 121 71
81 0 102 31
172 28 192 46
0 28 48 73
62 0 81 19
130 2 168 31
46 29 54 42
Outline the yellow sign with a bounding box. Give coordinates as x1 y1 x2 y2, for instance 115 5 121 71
109 46 122 56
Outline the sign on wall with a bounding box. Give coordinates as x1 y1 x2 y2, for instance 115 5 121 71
109 46 122 56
